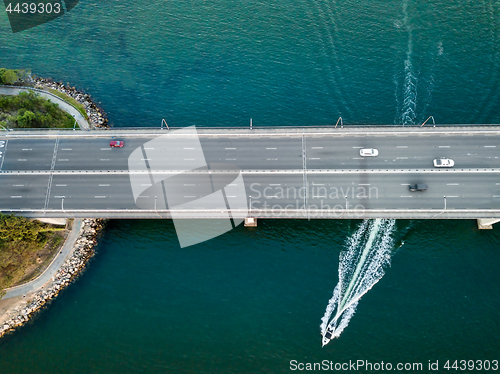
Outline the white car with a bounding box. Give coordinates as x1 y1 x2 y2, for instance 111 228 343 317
0 141 4 148
433 158 454 168
359 148 379 157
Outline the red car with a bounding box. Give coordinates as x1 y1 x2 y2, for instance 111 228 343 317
110 140 124 148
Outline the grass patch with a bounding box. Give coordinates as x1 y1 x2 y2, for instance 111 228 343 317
45 88 88 120
0 214 68 292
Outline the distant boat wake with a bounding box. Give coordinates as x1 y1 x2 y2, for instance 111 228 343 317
320 219 396 346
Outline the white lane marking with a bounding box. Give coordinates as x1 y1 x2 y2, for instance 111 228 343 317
99 184 110 187
184 195 196 198
95 196 107 198
439 146 450 148
137 196 149 198
100 159 111 161
17 159 27 161
184 184 195 186
144 147 155 150
266 158 278 160
11 196 22 198
309 158 320 160
13 184 24 186
312 195 326 198
61 148 72 151
58 159 69 161
447 183 459 185
493 195 500 197
352 146 363 149
55 184 67 187
312 147 323 149
401 183 410 185
225 147 236 150
226 196 237 198
270 184 281 186
266 147 277 150
484 146 497 148
352 157 363 160
400 195 413 198
184 158 195 161
447 195 459 198
54 196 65 198
101 148 111 150
21 148 32 151
396 146 408 148
226 158 236 160
358 184 371 186
397 157 408 159
496 183 500 185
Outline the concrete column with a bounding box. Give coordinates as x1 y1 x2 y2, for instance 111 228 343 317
244 217 257 227
477 218 500 229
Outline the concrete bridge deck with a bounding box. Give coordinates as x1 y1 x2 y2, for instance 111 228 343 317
0 126 499 221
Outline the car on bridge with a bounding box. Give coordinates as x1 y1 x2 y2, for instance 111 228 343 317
409 183 427 192
110 140 124 148
359 148 378 157
433 158 454 168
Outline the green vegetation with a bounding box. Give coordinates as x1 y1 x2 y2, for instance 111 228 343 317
0 214 66 292
0 90 75 129
46 88 88 120
0 68 31 85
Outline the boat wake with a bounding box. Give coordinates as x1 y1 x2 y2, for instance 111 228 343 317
320 219 396 346
400 0 417 126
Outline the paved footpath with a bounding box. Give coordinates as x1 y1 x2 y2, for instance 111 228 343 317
2 219 83 299
0 86 90 130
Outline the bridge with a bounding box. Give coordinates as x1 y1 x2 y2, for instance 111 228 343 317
1 126 500 227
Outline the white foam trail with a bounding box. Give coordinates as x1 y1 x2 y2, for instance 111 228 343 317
401 0 417 126
321 219 396 344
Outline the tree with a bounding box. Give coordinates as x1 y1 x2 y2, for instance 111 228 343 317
0 69 18 85
0 214 42 245
17 110 36 127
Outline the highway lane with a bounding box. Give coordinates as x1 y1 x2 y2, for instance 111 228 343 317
1 132 499 172
1 139 56 171
0 175 49 210
0 171 498 213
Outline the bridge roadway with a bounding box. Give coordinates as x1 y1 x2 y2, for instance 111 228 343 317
0 126 499 219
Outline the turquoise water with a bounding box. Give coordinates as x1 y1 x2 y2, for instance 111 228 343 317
1 0 500 127
1 0 500 372
1 220 500 373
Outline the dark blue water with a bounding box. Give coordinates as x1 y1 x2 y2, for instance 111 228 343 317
1 0 500 372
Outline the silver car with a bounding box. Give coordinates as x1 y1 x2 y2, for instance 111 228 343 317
359 148 379 157
433 158 454 168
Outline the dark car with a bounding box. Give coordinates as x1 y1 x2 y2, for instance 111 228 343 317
409 184 427 192
110 140 124 148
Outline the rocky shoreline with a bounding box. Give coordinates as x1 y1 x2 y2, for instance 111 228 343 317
0 219 106 339
33 77 109 129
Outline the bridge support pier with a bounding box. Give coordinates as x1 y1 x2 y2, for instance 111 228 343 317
244 217 257 227
477 218 500 230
